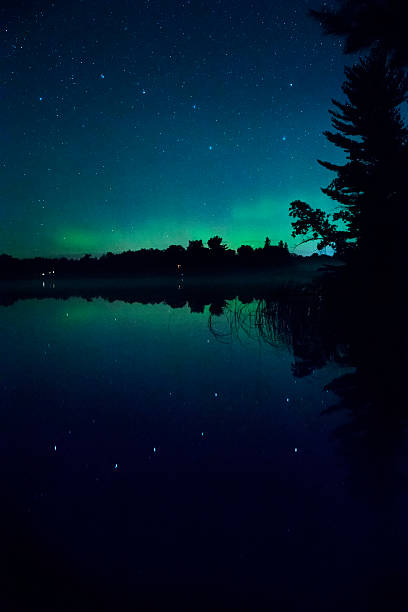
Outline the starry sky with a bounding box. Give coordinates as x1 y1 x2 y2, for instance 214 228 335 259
1 0 348 258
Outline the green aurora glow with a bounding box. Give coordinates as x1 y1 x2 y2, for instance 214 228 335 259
1 0 347 258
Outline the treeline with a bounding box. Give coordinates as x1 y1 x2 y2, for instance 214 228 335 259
0 236 299 280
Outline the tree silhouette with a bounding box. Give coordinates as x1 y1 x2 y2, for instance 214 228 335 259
0 234 294 281
237 245 254 258
310 0 408 67
207 235 227 253
290 49 408 263
166 244 185 258
289 200 348 254
278 240 289 252
186 239 205 254
264 237 271 249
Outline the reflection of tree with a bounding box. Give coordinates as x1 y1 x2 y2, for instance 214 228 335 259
207 295 340 372
3 281 405 454
208 285 407 469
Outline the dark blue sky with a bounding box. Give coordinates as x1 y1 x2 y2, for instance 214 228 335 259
1 0 347 257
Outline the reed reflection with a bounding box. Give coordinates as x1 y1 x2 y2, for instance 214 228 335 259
208 278 408 492
1 276 406 458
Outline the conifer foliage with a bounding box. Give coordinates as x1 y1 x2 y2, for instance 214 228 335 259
310 0 408 67
290 49 408 262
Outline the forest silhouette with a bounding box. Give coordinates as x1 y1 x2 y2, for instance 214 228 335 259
0 236 299 280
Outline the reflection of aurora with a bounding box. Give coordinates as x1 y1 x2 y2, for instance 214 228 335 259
0 281 342 376
2 277 405 440
1 280 406 465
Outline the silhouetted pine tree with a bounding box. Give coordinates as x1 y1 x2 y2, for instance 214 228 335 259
290 49 408 266
323 49 408 261
310 0 408 67
207 236 227 253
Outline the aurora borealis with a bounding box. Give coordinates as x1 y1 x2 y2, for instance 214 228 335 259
1 0 347 257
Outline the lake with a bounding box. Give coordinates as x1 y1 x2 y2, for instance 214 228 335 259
1 289 407 610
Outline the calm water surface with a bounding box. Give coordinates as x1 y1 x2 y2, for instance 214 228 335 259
1 296 407 610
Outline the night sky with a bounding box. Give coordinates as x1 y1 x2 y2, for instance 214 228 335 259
1 0 347 258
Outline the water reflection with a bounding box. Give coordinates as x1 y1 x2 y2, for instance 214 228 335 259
0 279 407 609
1 277 406 437
216 288 407 451
223 283 408 503
1 277 406 457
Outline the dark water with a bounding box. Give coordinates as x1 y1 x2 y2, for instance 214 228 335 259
1 292 407 610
